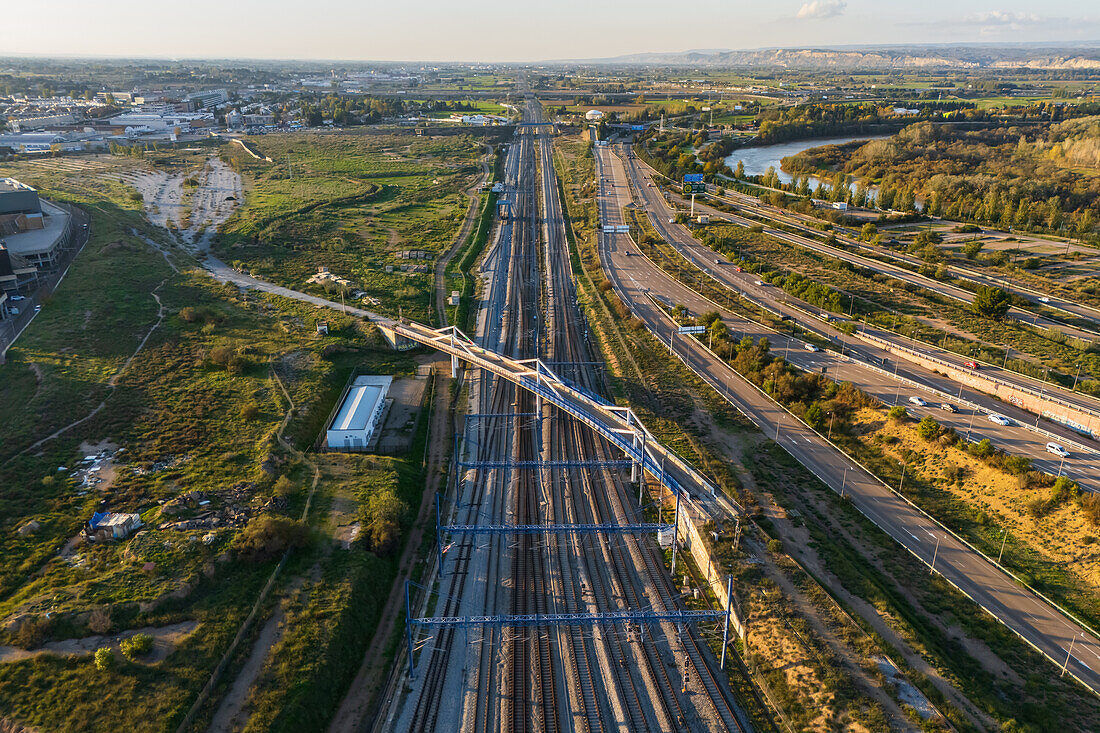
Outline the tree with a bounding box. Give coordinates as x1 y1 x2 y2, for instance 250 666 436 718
363 488 407 555
734 160 745 179
917 415 940 441
804 402 825 431
859 223 877 241
972 285 1011 320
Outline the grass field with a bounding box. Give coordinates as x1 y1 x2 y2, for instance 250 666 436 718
216 131 483 322
0 144 435 730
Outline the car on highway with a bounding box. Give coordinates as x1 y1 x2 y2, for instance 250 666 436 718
732 266 742 272
804 343 820 352
964 360 980 369
10 295 25 301
908 396 927 407
940 403 957 413
1046 442 1070 458
33 305 41 313
668 218 675 223
754 280 766 286
82 223 88 230
1038 296 1050 304
988 413 1012 426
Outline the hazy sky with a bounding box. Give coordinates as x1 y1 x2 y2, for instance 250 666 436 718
3 0 1099 62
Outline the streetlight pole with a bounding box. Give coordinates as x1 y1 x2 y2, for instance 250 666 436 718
930 534 941 575
997 528 1008 564
1063 633 1080 677
1073 363 1082 392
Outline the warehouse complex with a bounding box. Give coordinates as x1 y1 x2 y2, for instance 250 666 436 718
326 375 393 452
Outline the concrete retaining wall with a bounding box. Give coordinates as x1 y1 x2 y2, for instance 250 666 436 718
858 330 1100 440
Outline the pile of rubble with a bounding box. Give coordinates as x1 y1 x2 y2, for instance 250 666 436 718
157 483 288 532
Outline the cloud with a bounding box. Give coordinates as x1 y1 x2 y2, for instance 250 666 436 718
796 0 846 20
963 11 1042 28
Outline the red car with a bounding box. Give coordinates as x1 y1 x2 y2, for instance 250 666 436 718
964 361 980 369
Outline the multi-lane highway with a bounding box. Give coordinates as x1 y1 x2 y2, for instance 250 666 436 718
693 172 1100 336
621 148 1100 457
633 155 1100 415
595 141 1100 696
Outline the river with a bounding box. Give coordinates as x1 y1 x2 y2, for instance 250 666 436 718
723 134 891 188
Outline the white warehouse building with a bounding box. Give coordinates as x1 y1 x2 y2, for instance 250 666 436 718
326 375 392 451
585 109 605 121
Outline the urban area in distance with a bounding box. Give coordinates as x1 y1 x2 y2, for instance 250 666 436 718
2 3 1100 731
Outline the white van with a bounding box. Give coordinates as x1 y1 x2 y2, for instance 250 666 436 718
1046 442 1069 458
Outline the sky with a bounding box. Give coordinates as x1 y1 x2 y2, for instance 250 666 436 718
3 0 1099 62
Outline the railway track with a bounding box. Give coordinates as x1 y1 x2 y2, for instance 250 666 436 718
391 97 752 733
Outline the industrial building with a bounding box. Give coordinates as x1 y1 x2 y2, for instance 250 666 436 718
326 375 393 451
585 109 605 121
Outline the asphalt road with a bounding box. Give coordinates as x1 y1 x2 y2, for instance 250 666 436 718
621 149 1100 451
595 142 1100 696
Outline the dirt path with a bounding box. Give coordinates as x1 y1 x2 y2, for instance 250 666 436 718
327 366 454 733
433 145 492 326
206 574 309 733
0 621 197 664
8 278 169 463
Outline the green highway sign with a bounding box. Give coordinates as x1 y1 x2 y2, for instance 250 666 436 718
682 182 706 194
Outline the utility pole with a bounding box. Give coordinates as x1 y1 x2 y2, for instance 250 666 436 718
997 528 1008 564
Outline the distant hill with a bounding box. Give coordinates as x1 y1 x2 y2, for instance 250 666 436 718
559 45 1100 70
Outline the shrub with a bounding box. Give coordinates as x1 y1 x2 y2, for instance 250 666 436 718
1081 494 1100 528
766 538 783 554
273 476 296 497
1002 455 1032 476
233 516 310 562
94 647 114 671
888 405 908 421
88 607 112 635
961 240 983 259
968 438 994 459
120 633 153 660
917 415 940 441
241 403 260 420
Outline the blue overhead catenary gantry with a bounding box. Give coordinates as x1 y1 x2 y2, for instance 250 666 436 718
410 609 724 628
441 522 673 536
457 459 633 470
